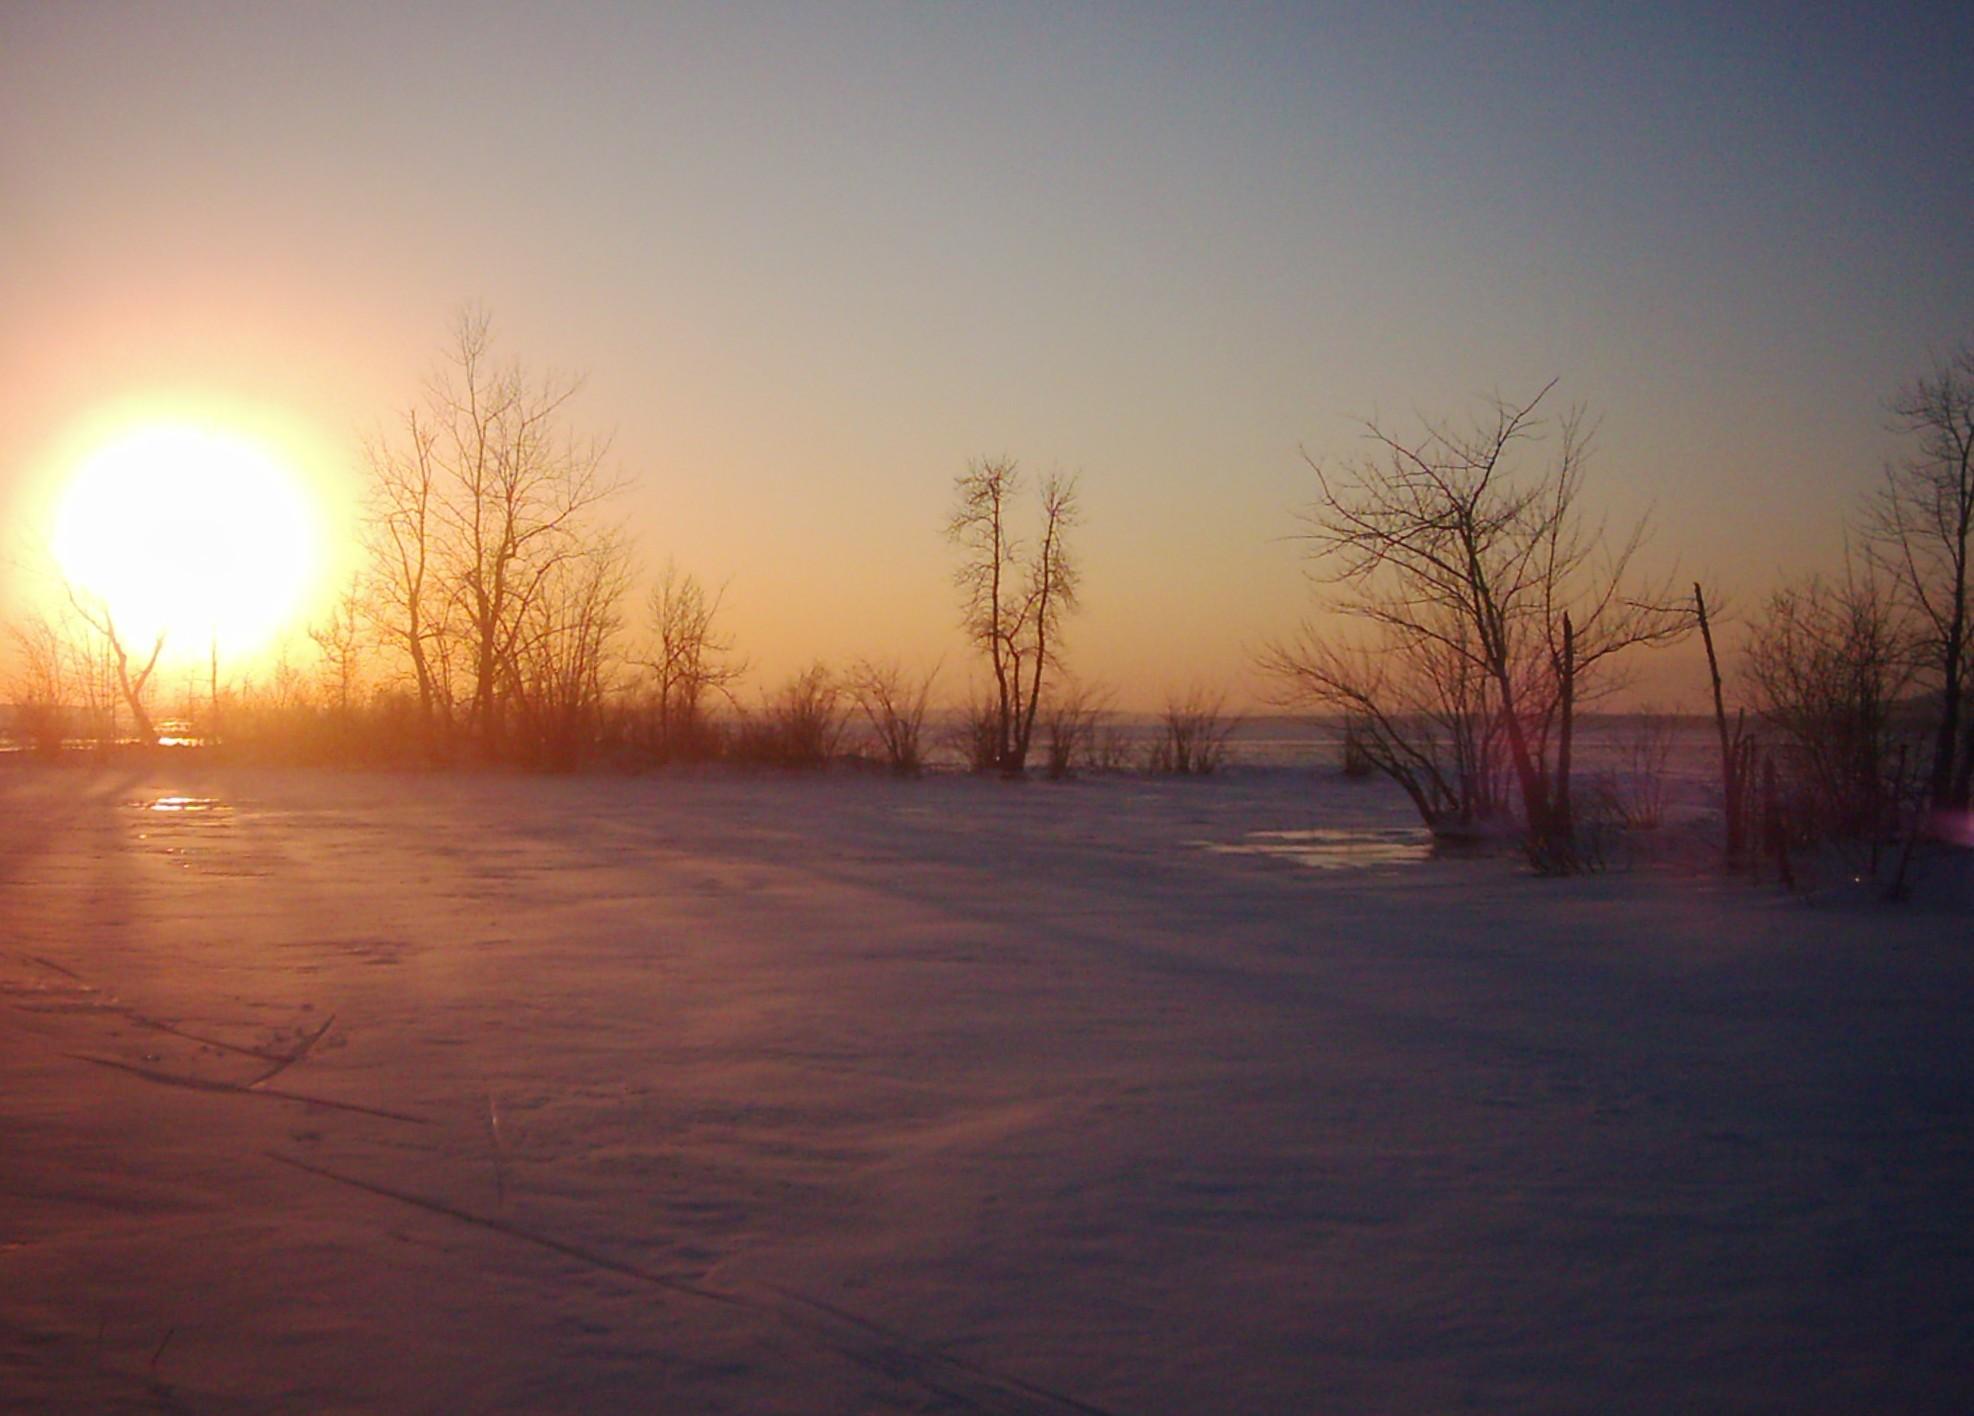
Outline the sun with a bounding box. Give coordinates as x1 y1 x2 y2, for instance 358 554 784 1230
51 422 322 661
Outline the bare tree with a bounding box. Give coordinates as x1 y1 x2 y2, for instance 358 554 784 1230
510 537 632 769
947 458 1080 777
363 407 450 741
64 586 165 746
1747 561 1919 846
365 308 625 760
635 561 746 761
7 612 76 755
1265 385 1686 865
308 578 369 719
1264 619 1507 828
1867 342 1974 810
1041 678 1114 780
847 658 937 774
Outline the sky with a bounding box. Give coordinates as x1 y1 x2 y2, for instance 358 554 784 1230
3 2 1971 709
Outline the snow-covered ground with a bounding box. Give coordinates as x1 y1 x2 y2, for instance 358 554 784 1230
1 762 1969 1413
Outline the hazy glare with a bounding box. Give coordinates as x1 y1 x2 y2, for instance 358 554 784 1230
4 4 1970 704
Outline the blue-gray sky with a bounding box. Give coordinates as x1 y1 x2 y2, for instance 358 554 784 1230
4 3 1970 703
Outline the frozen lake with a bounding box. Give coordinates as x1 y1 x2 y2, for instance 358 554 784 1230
2 762 1970 1412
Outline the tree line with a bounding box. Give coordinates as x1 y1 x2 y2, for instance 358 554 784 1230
7 313 1972 887
7 313 1148 777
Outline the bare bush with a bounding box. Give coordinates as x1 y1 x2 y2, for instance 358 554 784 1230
848 659 937 774
949 691 1004 774
195 646 330 763
1588 710 1677 830
1146 687 1238 775
7 613 77 755
1266 620 1510 828
510 539 631 770
1747 563 1921 854
734 663 847 769
1041 680 1113 780
1092 722 1135 773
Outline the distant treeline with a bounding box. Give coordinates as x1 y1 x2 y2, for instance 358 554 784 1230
7 316 1972 893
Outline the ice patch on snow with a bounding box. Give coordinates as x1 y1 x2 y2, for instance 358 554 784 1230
130 795 226 815
1204 825 1435 869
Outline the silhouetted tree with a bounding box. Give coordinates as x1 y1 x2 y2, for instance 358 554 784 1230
1747 560 1918 846
511 537 631 769
364 399 450 742
634 561 745 761
308 578 369 719
365 308 624 759
1265 384 1685 866
65 586 164 746
947 458 1079 777
1264 616 1506 827
1867 342 1974 810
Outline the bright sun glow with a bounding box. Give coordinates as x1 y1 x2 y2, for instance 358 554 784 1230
52 423 321 660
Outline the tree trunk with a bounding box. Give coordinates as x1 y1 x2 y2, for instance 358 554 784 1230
1929 628 1962 808
1953 714 1974 810
1491 668 1551 845
1696 584 1744 865
110 632 161 746
1936 480 1970 808
1554 612 1576 842
1761 754 1793 889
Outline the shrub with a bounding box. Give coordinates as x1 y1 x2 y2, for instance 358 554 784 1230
947 692 1003 774
1146 687 1238 775
1587 711 1676 830
847 659 936 775
733 663 847 768
1041 681 1113 780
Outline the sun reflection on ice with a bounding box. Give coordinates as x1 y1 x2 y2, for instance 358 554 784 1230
131 796 226 814
1204 827 1436 870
